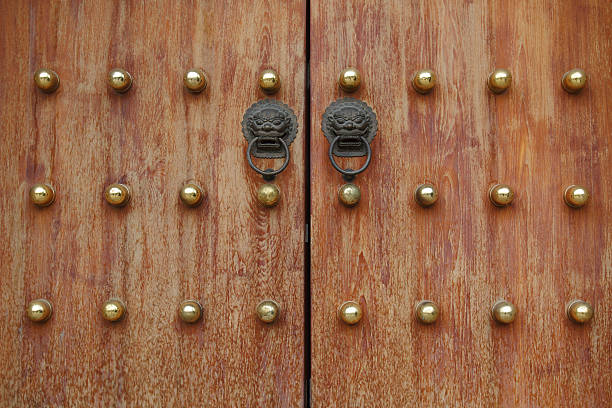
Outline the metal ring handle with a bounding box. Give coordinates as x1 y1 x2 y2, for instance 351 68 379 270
328 136 372 177
247 137 290 178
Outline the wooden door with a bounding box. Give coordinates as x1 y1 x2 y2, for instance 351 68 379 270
0 1 305 406
310 0 611 407
2 1 612 407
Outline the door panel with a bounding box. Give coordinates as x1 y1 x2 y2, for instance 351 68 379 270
0 1 305 406
310 1 611 406
2 1 612 407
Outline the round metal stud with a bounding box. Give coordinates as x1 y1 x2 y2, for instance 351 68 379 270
256 300 280 324
34 69 60 93
259 69 281 94
107 68 133 93
562 69 587 93
179 300 203 323
414 183 438 207
29 183 56 207
338 67 361 92
487 68 512 94
179 183 204 207
412 69 436 94
337 301 363 325
101 298 126 322
489 184 514 207
26 299 53 323
183 68 208 93
104 183 131 207
566 299 594 324
415 300 440 324
491 300 517 324
338 183 361 207
257 183 281 207
563 185 589 208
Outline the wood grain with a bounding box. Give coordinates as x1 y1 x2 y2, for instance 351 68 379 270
310 0 612 406
0 1 306 406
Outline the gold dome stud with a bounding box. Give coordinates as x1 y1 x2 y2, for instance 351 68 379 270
562 68 587 93
29 183 56 207
259 68 281 94
34 68 60 93
491 300 517 324
179 183 204 207
414 183 438 207
563 185 589 208
26 299 53 323
412 69 436 94
415 300 440 324
183 68 208 93
489 184 514 207
566 299 594 324
338 183 361 207
256 183 281 207
487 68 512 94
255 300 280 324
101 298 126 322
178 300 203 323
104 183 131 207
337 301 363 325
338 67 362 92
107 68 133 93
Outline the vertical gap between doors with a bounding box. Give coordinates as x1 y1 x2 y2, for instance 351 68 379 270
303 0 312 406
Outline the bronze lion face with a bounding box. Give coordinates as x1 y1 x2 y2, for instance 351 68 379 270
248 108 291 139
242 100 298 159
322 98 377 157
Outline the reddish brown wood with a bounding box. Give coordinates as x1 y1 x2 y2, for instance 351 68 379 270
0 1 306 406
310 0 611 406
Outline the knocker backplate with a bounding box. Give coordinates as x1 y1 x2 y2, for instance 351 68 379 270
322 97 378 157
242 99 298 159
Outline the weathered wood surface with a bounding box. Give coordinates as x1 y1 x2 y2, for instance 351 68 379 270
0 1 306 406
310 0 611 406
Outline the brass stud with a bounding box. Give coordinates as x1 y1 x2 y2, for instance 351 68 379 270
183 68 208 93
562 68 587 93
29 183 56 207
338 301 363 325
489 184 514 207
26 299 53 323
178 300 203 323
338 67 362 92
491 300 517 324
34 68 60 93
255 300 280 324
487 69 512 94
101 298 126 322
104 183 131 207
414 183 438 207
338 183 361 207
256 183 281 207
179 183 204 207
107 68 133 93
412 69 436 94
564 185 589 208
259 69 281 94
415 300 440 324
566 299 594 324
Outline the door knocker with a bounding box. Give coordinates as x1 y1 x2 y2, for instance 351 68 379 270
242 99 298 207
322 97 377 207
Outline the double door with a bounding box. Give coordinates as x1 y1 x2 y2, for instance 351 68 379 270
1 1 610 406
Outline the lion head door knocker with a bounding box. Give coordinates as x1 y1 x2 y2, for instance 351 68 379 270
322 97 377 207
242 99 298 207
